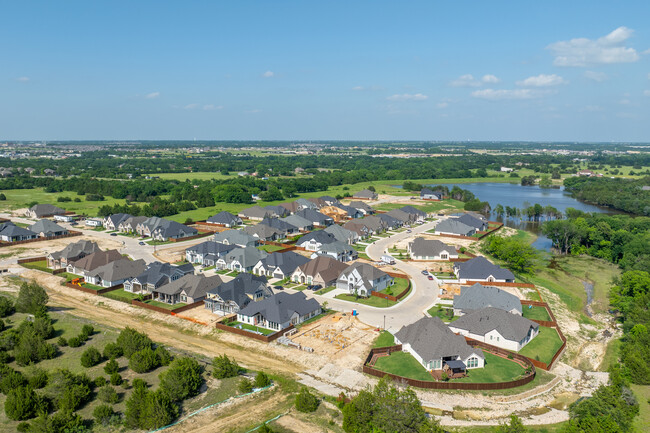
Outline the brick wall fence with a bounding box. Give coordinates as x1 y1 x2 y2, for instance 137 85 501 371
214 318 294 343
0 231 82 248
363 341 535 390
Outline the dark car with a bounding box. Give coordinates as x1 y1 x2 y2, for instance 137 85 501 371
273 285 284 291
138 241 146 246
307 284 322 291
110 233 118 237
427 275 434 280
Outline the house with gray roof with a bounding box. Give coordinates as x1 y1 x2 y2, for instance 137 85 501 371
85 258 147 288
29 219 68 238
407 237 458 261
394 317 485 372
136 217 197 241
124 261 194 294
311 240 357 262
294 198 319 211
207 211 242 227
217 246 268 273
103 213 132 231
324 224 359 244
449 308 539 352
348 201 375 215
279 201 301 214
243 224 283 242
453 257 515 283
236 292 321 332
0 222 38 242
400 206 427 221
420 188 442 200
260 218 299 236
342 220 373 238
26 204 66 219
204 273 272 315
264 205 290 218
457 213 488 232
291 256 349 287
295 230 337 251
213 230 258 247
253 251 310 280
319 196 340 206
295 209 334 227
453 283 522 316
238 206 274 221
336 262 394 297
385 209 414 225
280 214 313 232
47 240 100 269
378 213 403 230
336 205 363 219
434 219 477 237
119 216 148 233
353 189 378 200
307 197 327 209
185 240 238 266
152 274 221 305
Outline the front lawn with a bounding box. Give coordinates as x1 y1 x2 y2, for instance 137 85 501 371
335 293 397 308
373 351 435 382
518 326 564 365
315 286 336 295
427 305 458 322
454 352 526 383
373 331 395 348
390 277 409 294
522 306 552 322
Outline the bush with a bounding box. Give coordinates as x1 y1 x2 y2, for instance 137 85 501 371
155 346 172 366
67 336 82 348
94 376 107 387
0 350 10 364
13 327 57 366
0 368 26 394
254 372 271 388
80 347 102 368
104 357 119 375
0 297 15 317
93 404 115 426
110 372 122 386
74 197 81 202
57 336 67 347
4 386 38 420
80 324 94 339
295 387 319 413
15 282 48 316
16 422 29 433
129 347 160 373
102 342 123 359
212 354 240 379
140 390 178 429
258 424 276 433
27 367 48 389
97 384 119 404
238 378 253 394
159 357 203 402
117 327 153 358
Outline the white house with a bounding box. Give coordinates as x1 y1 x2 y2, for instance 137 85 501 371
85 219 103 228
407 237 458 261
335 262 394 297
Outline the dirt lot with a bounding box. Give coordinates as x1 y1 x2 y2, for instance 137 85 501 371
0 234 124 260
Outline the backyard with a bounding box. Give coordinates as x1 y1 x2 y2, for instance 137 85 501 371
522 305 552 322
18 259 52 273
144 299 186 310
454 352 527 383
372 351 435 382
257 244 286 253
373 331 395 348
225 320 276 336
518 326 564 365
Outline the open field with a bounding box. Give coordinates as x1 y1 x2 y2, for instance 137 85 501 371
631 384 650 433
518 327 564 365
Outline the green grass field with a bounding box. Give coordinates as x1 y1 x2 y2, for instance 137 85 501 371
522 306 552 322
0 188 132 217
144 172 236 181
101 289 142 302
518 326 564 365
19 259 52 273
631 384 650 433
454 353 526 383
373 331 395 348
144 299 185 310
373 351 435 382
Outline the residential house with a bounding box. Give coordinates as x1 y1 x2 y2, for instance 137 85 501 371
253 251 310 280
217 246 268 273
53 215 74 223
136 217 197 241
311 241 357 262
448 308 539 352
243 224 283 242
394 317 485 372
47 240 99 269
434 219 476 237
185 240 238 266
279 201 301 214
294 198 319 211
291 256 349 287
342 220 373 239
0 223 38 242
336 205 363 219
236 292 322 332
84 219 103 228
29 219 68 238
280 214 313 232
453 257 515 284
264 205 290 217
207 211 242 227
238 206 274 221
119 216 148 233
377 213 403 230
385 209 414 225
295 230 337 251
453 283 523 316
353 189 378 200
319 196 340 206
307 197 328 209
85 258 146 288
295 209 334 227
66 249 123 276
204 273 272 315
320 206 348 223
26 204 66 219
420 188 442 200
407 237 458 261
456 213 488 232
324 224 358 244
400 206 427 222
152 274 221 305
359 215 387 233
103 213 131 231
124 261 194 294
348 201 375 215
335 262 394 297
259 218 299 237
213 230 258 247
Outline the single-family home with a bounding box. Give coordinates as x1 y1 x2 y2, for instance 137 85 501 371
29 219 68 238
124 261 194 294
66 249 123 276
295 230 337 251
385 209 414 225
320 206 349 223
377 213 403 230
0 223 38 242
453 257 515 284
103 213 132 231
456 213 488 232
348 201 375 215
243 224 283 242
307 197 328 209
207 211 242 227
236 292 322 332
324 224 359 244
47 240 100 269
119 216 148 234
204 273 272 315
152 274 222 305
84 258 147 288
253 251 310 280
353 189 378 200
291 256 349 287
84 219 103 228
359 215 387 233
294 198 319 211
279 201 301 214
311 241 357 262
400 206 427 222
53 214 75 223
295 209 334 227
453 283 522 316
259 218 299 237
136 217 197 241
343 220 373 239
420 188 442 200
394 317 485 373
25 204 66 219
213 230 258 247
185 241 238 266
335 262 394 297
280 214 313 232
434 219 477 237
407 238 458 261
336 205 363 219
319 196 340 206
264 205 290 218
238 206 274 221
217 246 268 273
448 308 539 352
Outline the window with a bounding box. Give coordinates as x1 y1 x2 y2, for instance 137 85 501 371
467 357 479 368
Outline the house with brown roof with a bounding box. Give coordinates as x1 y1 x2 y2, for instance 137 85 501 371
66 249 123 276
290 256 349 287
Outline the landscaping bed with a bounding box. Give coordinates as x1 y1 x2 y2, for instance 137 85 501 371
427 305 458 322
518 326 564 365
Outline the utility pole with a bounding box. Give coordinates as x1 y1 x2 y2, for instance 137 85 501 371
383 315 386 330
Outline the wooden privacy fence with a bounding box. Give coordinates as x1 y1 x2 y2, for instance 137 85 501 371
370 278 411 302
214 319 294 343
521 300 558 327
462 281 536 289
0 231 82 247
130 299 203 315
363 341 535 390
165 230 215 243
17 256 47 264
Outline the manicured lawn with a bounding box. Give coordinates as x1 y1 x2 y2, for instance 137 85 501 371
335 286 412 308
373 331 395 348
427 305 458 322
147 239 174 245
454 353 526 383
101 289 141 302
373 351 435 382
216 269 230 274
390 277 409 294
522 305 552 322
257 244 285 252
19 259 51 273
144 299 186 310
226 321 276 335
518 326 564 365
357 252 371 260
314 286 336 295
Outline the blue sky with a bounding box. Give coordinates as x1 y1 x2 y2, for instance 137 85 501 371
2 1 650 141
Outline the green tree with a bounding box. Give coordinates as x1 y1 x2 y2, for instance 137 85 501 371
238 378 253 394
116 327 153 358
124 379 149 429
93 404 116 426
295 387 319 413
254 371 271 388
97 384 119 404
4 386 38 421
102 342 123 359
104 357 119 375
496 415 527 433
0 296 15 317
80 347 102 368
139 390 178 429
129 347 160 373
159 357 203 402
155 346 172 366
212 354 240 379
15 281 48 316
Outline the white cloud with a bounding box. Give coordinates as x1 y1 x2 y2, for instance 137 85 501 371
203 104 223 110
352 86 364 91
516 74 567 87
262 70 274 78
386 93 428 101
449 74 481 87
145 92 160 99
246 109 262 113
16 77 30 82
183 103 199 110
436 102 449 109
471 88 544 101
644 49 650 55
482 74 500 84
644 90 650 97
547 26 639 67
584 71 608 82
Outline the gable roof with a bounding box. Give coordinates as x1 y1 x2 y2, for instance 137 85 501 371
456 213 487 230
421 188 442 198
353 189 377 199
258 251 310 275
385 209 413 223
155 274 222 299
296 256 348 284
378 213 402 227
122 215 148 228
29 204 65 217
279 201 301 214
260 218 297 233
400 205 427 218
213 229 257 246
243 224 283 240
453 283 522 315
295 209 333 224
357 216 385 231
207 211 240 225
238 292 320 324
324 224 357 243
298 230 337 245
435 219 476 236
340 262 390 282
450 308 538 341
280 214 313 230
239 206 273 219
317 240 355 255
348 201 374 212
187 240 238 256
264 205 290 217
0 223 37 239
88 258 147 283
29 219 67 235
295 198 318 210
105 213 132 227
455 257 515 281
336 204 362 218
223 246 268 268
208 273 270 307
70 249 123 272
130 261 194 287
409 237 455 257
49 240 100 261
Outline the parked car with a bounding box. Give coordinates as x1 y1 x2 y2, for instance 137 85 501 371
273 285 284 291
110 233 118 237
421 270 429 275
406 229 412 233
307 284 322 291
138 241 146 246
427 275 434 280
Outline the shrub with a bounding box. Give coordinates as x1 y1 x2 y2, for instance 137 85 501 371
97 384 119 404
110 372 122 386
254 372 271 388
295 387 319 413
93 404 115 426
129 347 160 373
16 422 29 433
80 347 102 368
117 327 153 359
124 379 149 429
74 197 81 202
139 390 178 430
57 336 67 347
0 350 10 364
238 378 253 394
159 357 203 402
67 336 82 348
212 354 240 379
155 346 172 366
102 342 123 359
80 324 94 339
4 386 38 420
15 281 48 316
104 357 119 375
94 376 107 387
258 424 276 433
0 296 15 317
0 368 26 394
33 316 54 339
13 327 57 366
27 367 48 389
